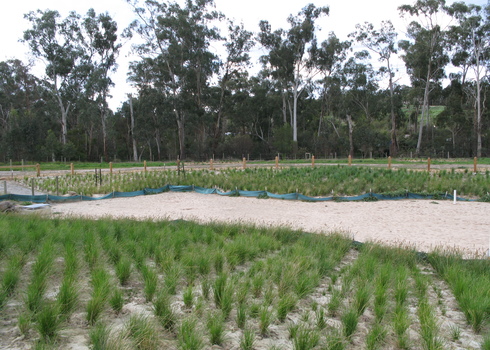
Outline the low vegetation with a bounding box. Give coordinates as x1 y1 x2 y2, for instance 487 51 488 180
25 165 490 198
0 214 488 349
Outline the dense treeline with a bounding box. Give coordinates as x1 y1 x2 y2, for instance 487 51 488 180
0 0 489 162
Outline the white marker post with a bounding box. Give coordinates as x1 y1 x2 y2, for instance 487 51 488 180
453 190 457 204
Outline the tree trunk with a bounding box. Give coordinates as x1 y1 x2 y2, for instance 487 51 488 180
388 61 397 157
282 90 287 124
317 101 325 138
129 95 138 162
56 96 70 146
346 114 354 157
416 65 432 156
101 107 107 162
155 130 161 161
175 111 186 160
474 43 482 158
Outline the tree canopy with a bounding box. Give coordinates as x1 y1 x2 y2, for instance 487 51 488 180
1 0 489 162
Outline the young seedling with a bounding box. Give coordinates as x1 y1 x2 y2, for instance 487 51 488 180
366 322 386 350
240 328 255 350
109 288 124 314
183 285 194 309
277 292 297 323
292 325 320 350
126 314 160 350
341 308 359 339
89 322 111 350
36 302 61 343
206 312 226 346
178 317 203 350
115 258 132 286
259 306 272 336
153 290 175 331
236 302 247 329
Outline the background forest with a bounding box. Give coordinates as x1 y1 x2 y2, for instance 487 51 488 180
0 0 489 162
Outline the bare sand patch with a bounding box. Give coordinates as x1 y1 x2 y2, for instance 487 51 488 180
51 192 490 257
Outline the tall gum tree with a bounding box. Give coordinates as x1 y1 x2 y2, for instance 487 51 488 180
259 4 329 153
80 9 121 161
447 2 489 157
23 10 83 146
350 20 399 156
213 21 254 152
126 0 221 160
398 0 449 156
309 33 350 142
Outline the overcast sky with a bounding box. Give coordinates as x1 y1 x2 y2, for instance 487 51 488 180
1 0 486 110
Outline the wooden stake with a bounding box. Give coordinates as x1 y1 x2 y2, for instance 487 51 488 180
210 158 214 170
109 162 113 175
70 163 74 176
36 163 40 177
144 160 147 172
243 157 246 169
474 157 477 173
348 155 352 166
427 158 431 172
275 156 279 169
312 155 315 168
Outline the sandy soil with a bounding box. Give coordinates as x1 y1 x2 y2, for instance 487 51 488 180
2 187 488 349
50 191 490 257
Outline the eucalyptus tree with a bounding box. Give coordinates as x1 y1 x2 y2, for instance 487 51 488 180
80 9 121 161
23 10 86 146
447 2 489 157
398 0 449 155
0 60 45 160
350 20 399 156
212 21 255 152
339 52 380 157
309 33 350 141
126 0 221 160
258 4 329 151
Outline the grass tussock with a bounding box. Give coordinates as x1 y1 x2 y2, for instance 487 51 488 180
0 215 487 349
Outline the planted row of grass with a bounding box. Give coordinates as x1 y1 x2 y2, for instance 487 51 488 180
0 214 488 349
6 157 490 172
429 253 490 334
26 165 490 198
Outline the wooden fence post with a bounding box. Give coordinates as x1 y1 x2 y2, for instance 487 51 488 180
144 160 147 172
275 156 279 169
210 158 214 170
312 155 315 168
348 155 352 166
242 157 246 169
36 164 40 177
70 163 74 176
427 158 431 172
109 162 113 175
474 157 477 173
